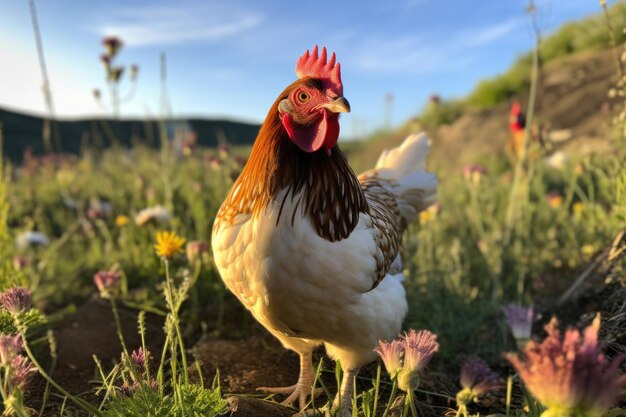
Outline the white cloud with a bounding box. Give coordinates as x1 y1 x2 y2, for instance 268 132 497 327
98 3 263 47
456 19 523 48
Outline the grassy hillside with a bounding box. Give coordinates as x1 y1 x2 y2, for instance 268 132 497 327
0 106 260 162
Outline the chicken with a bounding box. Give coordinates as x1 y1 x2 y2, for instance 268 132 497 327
212 46 437 416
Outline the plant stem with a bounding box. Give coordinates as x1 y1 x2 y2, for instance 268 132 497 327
381 380 398 417
164 259 189 385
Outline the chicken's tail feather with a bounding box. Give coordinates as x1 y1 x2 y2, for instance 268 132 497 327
365 133 438 226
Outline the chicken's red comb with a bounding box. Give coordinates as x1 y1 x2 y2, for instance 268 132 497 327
296 45 343 95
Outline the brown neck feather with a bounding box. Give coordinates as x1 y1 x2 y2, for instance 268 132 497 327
216 81 368 242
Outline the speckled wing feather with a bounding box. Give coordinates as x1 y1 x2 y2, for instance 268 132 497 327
357 133 438 289
358 174 403 289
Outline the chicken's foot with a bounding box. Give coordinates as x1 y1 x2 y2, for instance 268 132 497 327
257 350 321 410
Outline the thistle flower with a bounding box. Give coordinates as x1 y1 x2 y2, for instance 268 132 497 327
506 315 626 417
93 270 122 299
10 355 36 390
456 356 499 406
102 36 123 57
0 335 23 366
154 231 185 259
134 205 171 226
100 53 111 69
398 330 439 391
0 288 32 314
186 240 210 264
375 329 439 392
502 303 534 349
463 165 488 185
374 339 404 379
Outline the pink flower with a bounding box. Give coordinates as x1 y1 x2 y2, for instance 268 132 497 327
374 339 404 379
457 356 499 405
502 304 534 348
506 315 626 417
374 329 439 391
0 287 32 313
186 241 210 264
10 355 36 390
462 165 488 185
128 347 151 377
0 335 23 366
399 330 439 391
93 271 122 299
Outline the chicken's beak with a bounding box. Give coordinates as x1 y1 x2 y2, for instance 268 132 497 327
320 97 351 113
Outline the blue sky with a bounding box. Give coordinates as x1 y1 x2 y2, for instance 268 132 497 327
0 0 615 138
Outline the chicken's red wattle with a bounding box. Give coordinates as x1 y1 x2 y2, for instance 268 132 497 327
282 110 339 154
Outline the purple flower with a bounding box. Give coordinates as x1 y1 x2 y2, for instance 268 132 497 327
0 287 32 313
102 36 123 57
457 356 499 405
127 347 151 377
502 303 534 348
10 355 36 390
93 271 122 299
0 335 23 366
374 339 404 379
398 330 439 391
506 315 626 417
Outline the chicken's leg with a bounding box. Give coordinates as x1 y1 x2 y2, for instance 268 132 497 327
332 367 358 417
258 350 319 410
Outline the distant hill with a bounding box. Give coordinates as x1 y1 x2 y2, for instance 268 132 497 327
0 107 260 162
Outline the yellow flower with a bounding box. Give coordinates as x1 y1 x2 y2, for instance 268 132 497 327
155 231 186 259
572 202 584 215
115 215 129 226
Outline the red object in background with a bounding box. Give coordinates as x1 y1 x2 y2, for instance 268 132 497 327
509 101 526 133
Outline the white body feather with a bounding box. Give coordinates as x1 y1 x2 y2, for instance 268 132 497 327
212 133 437 368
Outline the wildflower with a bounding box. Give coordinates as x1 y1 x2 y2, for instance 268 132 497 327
154 231 185 259
463 165 488 185
456 356 499 406
100 53 111 70
15 231 49 250
502 304 534 349
547 192 563 209
186 241 210 264
374 339 404 379
506 315 626 417
129 347 151 377
0 288 32 314
102 36 123 57
108 66 124 82
10 355 36 390
93 270 122 299
130 64 139 80
0 335 23 366
419 203 440 225
134 205 171 226
115 215 129 227
398 329 439 391
12 256 30 271
572 202 584 215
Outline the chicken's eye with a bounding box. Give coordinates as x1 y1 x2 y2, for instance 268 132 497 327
297 91 310 103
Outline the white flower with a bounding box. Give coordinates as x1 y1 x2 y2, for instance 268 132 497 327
15 231 49 250
134 206 171 226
